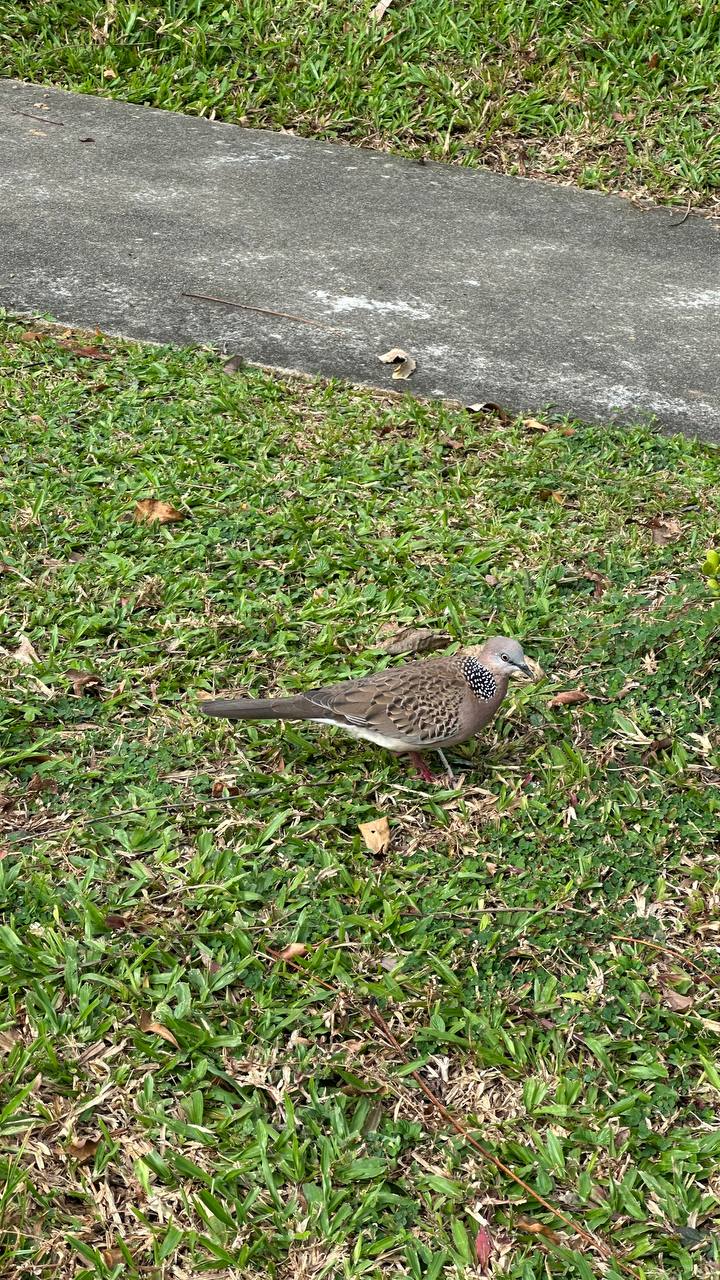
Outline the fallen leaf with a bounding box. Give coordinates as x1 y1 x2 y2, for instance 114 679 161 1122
474 1226 493 1270
79 136 95 144
647 515 682 545
133 498 186 525
28 414 45 424
378 347 416 379
67 1136 100 1163
104 913 129 931
66 668 102 697
20 330 44 343
138 1011 180 1048
648 51 659 68
466 401 512 423
516 1217 562 1244
0 1029 19 1054
585 570 609 599
523 417 549 433
33 102 50 110
26 774 58 797
211 778 240 797
11 635 40 665
278 942 308 962
103 67 118 78
223 353 244 374
548 689 589 708
642 736 673 761
103 1250 126 1268
662 987 694 1013
30 130 47 137
59 343 111 360
359 816 390 855
370 0 394 18
381 626 451 656
484 573 499 587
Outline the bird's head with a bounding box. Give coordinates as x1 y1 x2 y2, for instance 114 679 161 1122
466 636 533 680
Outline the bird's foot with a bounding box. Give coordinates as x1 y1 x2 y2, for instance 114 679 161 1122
408 751 440 784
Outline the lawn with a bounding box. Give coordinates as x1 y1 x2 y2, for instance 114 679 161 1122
1 316 719 1278
2 0 719 209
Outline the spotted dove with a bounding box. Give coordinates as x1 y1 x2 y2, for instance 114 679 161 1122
200 635 531 781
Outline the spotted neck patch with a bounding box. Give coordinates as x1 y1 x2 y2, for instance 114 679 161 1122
462 656 497 702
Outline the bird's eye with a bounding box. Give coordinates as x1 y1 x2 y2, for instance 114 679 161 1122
501 653 509 662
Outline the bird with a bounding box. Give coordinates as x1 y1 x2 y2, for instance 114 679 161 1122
199 635 532 783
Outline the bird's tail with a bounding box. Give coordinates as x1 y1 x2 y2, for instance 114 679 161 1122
199 695 320 722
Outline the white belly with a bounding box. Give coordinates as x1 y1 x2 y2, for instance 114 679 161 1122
309 718 412 754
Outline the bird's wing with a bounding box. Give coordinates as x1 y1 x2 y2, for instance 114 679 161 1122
305 661 467 747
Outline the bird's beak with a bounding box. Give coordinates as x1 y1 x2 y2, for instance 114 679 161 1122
515 660 534 679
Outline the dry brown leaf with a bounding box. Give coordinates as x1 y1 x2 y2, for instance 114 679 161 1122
523 417 549 432
66 668 102 697
104 913 129 931
62 344 111 360
11 635 40 665
133 498 185 525
67 1136 100 1163
359 816 390 855
381 626 451 656
647 515 682 545
138 1011 180 1048
466 401 512 423
103 66 117 78
378 347 416 380
474 1227 493 1271
662 987 694 1013
20 330 44 343
516 1217 562 1244
548 689 590 708
370 0 394 17
0 1029 19 1054
585 570 609 599
278 942 308 962
642 736 673 761
26 774 58 797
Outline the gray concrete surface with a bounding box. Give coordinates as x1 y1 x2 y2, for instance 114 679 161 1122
1 78 719 438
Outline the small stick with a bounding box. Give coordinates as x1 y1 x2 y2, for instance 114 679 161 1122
668 200 692 227
12 110 65 127
180 290 350 333
265 947 640 1275
610 933 716 982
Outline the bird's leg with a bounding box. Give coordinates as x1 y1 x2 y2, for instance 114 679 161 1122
435 748 457 785
408 751 437 783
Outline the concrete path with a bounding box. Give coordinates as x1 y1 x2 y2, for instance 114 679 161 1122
1 78 718 438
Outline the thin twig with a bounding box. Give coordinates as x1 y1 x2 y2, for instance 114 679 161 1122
610 933 716 983
11 110 65 127
668 200 692 227
180 290 351 333
264 948 639 1276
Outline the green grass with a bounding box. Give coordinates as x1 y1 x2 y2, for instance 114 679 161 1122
1 315 720 1279
3 0 719 207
